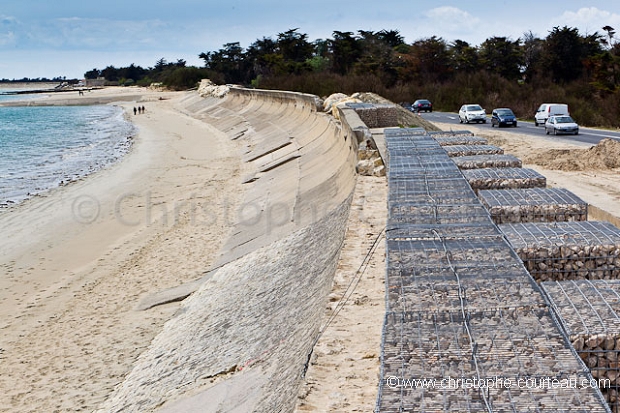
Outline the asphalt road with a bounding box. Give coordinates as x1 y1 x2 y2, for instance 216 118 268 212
419 111 620 145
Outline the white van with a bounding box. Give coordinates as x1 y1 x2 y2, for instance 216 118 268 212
534 103 569 126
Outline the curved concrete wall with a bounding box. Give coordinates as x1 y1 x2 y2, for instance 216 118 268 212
96 87 361 412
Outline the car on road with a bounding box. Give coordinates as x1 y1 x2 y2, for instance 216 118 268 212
491 108 517 127
544 115 579 135
412 99 433 113
534 103 569 126
459 104 486 123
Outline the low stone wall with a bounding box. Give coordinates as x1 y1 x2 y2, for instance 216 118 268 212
345 102 399 128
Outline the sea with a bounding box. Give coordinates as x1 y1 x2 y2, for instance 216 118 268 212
0 84 135 209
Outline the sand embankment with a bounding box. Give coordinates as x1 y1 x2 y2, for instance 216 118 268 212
0 86 363 412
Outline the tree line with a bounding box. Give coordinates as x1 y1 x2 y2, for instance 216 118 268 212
87 26 620 127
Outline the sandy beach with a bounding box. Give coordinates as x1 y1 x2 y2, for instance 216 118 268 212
1 86 620 412
0 87 245 412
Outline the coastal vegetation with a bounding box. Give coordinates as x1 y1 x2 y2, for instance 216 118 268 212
5 26 620 127
192 26 620 128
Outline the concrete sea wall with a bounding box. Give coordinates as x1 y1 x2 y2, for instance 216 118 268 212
96 87 364 412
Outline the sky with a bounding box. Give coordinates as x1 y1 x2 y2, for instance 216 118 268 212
1 1 620 80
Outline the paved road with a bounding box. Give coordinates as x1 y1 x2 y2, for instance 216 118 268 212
419 111 620 145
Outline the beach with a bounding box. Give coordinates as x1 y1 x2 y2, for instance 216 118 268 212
0 87 245 411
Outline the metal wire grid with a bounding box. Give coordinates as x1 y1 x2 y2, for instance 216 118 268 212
541 280 620 413
444 145 505 157
434 136 489 146
386 237 523 269
388 204 493 226
388 152 459 168
381 307 591 379
463 168 547 192
541 280 620 337
386 259 528 282
384 127 428 137
387 177 478 204
388 163 463 179
463 167 547 181
386 222 501 241
377 131 611 412
386 140 443 149
500 222 620 250
386 272 546 313
453 154 523 170
385 138 442 150
479 188 588 208
427 130 475 138
479 188 588 224
500 222 620 282
376 373 610 413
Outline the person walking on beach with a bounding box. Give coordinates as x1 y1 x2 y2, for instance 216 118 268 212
133 107 137 115
141 105 145 114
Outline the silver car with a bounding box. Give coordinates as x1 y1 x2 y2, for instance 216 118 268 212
544 115 579 135
459 104 486 124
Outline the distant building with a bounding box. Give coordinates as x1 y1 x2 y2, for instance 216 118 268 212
83 78 106 87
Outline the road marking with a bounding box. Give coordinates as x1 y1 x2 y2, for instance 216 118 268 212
581 131 619 139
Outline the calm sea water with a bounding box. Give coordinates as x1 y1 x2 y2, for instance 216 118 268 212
0 88 135 208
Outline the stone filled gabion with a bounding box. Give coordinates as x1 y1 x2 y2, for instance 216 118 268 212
453 154 522 170
443 144 504 157
543 280 620 412
379 129 610 412
346 103 399 128
502 221 620 282
433 136 488 146
381 307 594 379
463 167 546 193
479 188 588 224
427 130 474 138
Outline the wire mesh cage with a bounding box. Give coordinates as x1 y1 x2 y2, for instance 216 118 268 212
543 280 620 412
386 222 502 241
453 154 523 170
384 127 428 137
376 372 610 413
387 176 479 205
427 130 475 138
381 308 590 380
387 271 546 313
434 136 489 146
479 188 588 224
444 145 505 157
387 236 523 270
387 158 463 180
463 168 547 193
501 221 620 282
378 130 610 412
388 203 492 225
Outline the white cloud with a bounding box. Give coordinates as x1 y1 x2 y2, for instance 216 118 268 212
423 7 482 40
551 7 620 36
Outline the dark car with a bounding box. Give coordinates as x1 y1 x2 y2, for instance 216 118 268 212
491 108 517 127
412 99 432 113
